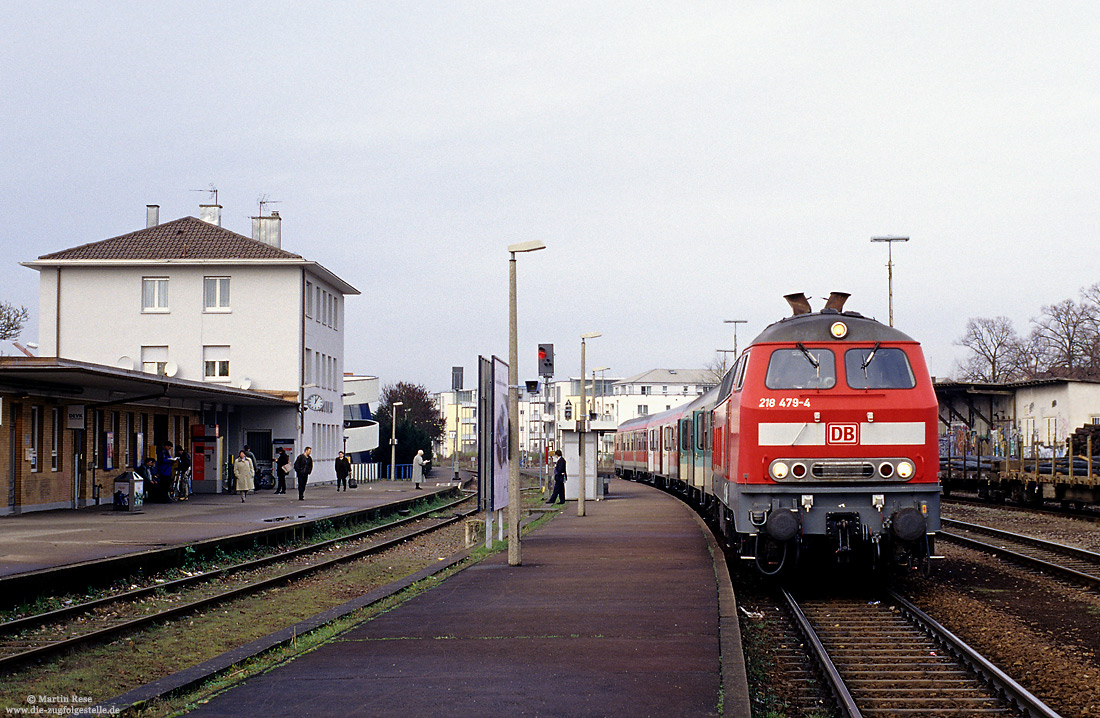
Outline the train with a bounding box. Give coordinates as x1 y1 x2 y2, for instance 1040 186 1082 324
613 292 941 574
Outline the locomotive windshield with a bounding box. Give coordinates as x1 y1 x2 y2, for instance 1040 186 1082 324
764 347 836 389
844 347 916 389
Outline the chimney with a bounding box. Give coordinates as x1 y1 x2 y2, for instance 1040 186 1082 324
251 210 282 248
199 204 223 226
146 205 160 228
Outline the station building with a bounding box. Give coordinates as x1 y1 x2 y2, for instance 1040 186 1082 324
6 204 358 511
0 356 294 514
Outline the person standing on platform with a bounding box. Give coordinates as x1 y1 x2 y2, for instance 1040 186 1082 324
176 444 192 500
155 442 175 502
274 448 290 494
335 451 351 491
412 449 427 490
547 450 566 505
233 450 255 502
294 447 313 500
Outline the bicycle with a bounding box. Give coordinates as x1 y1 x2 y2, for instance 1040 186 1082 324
168 466 191 502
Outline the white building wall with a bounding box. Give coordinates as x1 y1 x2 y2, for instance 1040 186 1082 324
43 264 301 390
37 262 350 483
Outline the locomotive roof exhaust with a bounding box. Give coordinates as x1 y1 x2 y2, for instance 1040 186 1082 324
785 291 851 316
784 293 813 316
824 292 850 312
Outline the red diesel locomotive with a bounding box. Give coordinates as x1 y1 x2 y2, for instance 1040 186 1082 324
614 292 940 573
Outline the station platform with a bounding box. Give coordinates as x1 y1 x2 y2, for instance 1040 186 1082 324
0 480 457 578
182 478 750 718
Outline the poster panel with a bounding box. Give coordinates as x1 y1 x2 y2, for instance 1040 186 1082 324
477 356 491 510
492 356 510 511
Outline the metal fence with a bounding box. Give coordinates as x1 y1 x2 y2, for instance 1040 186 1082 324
349 463 413 481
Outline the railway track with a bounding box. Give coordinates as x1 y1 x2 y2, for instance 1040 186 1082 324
0 492 477 671
783 589 1061 718
939 518 1100 589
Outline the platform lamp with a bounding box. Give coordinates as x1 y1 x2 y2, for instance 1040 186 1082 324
389 401 403 480
578 331 601 517
871 236 909 326
508 240 546 566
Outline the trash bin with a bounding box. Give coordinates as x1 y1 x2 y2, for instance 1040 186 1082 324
112 471 144 512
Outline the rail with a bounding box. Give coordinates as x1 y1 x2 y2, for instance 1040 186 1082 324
0 492 477 670
781 588 1062 717
939 518 1100 589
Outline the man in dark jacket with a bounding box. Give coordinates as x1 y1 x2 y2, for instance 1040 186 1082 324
294 447 313 501
546 450 566 505
335 451 351 491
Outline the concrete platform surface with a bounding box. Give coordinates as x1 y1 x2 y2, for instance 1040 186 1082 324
185 479 731 718
0 481 454 577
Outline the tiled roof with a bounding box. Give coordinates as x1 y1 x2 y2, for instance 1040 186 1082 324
37 216 303 261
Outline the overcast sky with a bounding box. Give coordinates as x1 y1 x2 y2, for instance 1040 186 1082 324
3 3 1099 391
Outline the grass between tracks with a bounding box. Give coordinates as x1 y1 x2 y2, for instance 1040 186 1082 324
0 490 559 717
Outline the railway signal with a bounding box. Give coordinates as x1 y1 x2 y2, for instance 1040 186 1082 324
538 343 554 377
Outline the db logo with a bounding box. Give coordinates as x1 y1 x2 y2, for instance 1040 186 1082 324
827 423 859 444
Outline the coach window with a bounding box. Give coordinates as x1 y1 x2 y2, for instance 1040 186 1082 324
844 347 916 389
765 347 836 390
733 351 750 391
681 419 691 451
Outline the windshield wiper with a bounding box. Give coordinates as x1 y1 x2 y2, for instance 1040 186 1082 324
796 342 820 368
861 342 881 371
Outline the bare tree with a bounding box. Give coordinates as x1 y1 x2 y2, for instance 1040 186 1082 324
1030 298 1096 378
954 316 1021 382
704 351 733 386
0 302 28 342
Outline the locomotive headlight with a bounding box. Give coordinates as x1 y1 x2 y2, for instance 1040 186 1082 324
830 321 848 339
896 460 914 479
771 461 789 479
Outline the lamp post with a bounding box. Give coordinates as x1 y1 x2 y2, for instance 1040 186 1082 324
389 401 403 480
508 240 546 566
870 236 909 326
578 331 601 517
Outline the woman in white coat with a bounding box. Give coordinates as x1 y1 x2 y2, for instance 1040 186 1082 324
412 449 427 490
233 450 256 502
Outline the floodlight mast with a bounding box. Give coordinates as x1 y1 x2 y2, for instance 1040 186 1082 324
870 236 909 326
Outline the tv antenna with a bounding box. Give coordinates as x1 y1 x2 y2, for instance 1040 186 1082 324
190 183 219 204
258 193 282 216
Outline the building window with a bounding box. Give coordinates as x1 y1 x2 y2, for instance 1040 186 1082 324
51 407 61 471
638 405 648 417
30 406 40 472
141 345 169 375
204 277 230 311
141 277 168 312
305 281 313 318
203 345 230 381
